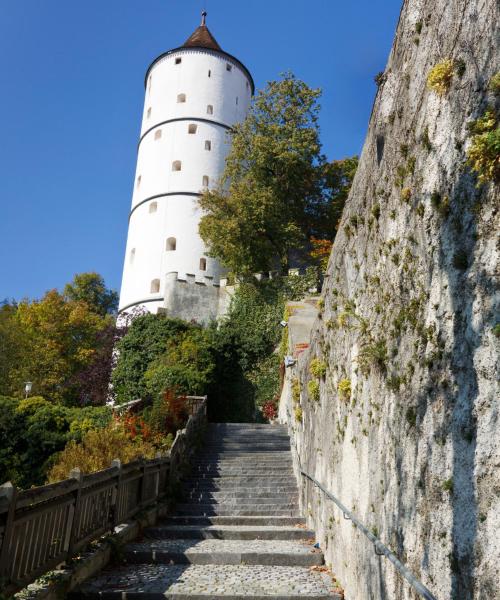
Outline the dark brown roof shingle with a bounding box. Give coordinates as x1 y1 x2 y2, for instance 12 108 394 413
183 24 222 51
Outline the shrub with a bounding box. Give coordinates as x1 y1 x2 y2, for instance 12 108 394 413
371 203 381 219
261 400 278 421
401 188 412 202
294 406 303 422
466 109 500 184
427 59 454 95
421 126 432 151
406 407 417 427
309 358 327 379
493 323 500 338
307 380 320 402
291 378 301 403
359 339 388 375
374 72 386 87
488 72 500 94
415 21 423 34
47 423 159 483
442 478 454 493
338 378 351 401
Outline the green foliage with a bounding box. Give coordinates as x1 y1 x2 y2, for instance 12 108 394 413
358 339 388 375
427 59 454 96
466 109 500 184
0 396 112 488
198 73 357 276
307 379 320 402
63 272 118 316
454 58 466 78
291 378 301 403
489 72 500 94
309 358 327 379
415 21 423 34
144 327 215 398
371 203 381 220
431 192 451 217
338 378 351 401
112 314 191 403
0 276 116 405
493 323 500 338
421 126 432 151
442 478 454 493
294 405 303 422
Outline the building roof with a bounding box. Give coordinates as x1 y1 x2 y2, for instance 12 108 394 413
183 11 222 51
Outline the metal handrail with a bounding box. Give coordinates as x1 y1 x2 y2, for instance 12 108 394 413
287 427 437 600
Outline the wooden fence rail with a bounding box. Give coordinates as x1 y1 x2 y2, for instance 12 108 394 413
0 396 207 596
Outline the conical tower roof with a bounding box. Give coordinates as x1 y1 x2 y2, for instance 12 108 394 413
183 11 222 51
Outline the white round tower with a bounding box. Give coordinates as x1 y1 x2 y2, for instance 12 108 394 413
118 12 253 317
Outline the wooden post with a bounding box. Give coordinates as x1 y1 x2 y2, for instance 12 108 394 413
66 468 83 561
0 482 17 581
139 460 148 507
111 459 122 529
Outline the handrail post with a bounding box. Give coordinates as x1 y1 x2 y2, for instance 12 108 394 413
0 482 17 582
111 459 122 530
139 459 148 507
66 468 83 561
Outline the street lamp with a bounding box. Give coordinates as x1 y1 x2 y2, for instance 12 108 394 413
24 381 32 398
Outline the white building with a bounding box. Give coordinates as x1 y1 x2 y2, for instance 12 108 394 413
118 13 253 321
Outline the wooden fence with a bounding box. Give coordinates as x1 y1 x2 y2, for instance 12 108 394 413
0 396 207 596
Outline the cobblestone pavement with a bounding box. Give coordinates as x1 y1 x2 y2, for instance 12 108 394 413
78 564 334 596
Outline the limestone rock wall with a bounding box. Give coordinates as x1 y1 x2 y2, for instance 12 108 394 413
279 1 499 598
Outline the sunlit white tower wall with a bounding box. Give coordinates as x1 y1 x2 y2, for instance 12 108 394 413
119 13 253 320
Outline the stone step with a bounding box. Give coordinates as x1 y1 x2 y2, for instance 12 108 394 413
145 525 313 541
193 455 293 462
184 495 298 505
176 508 300 517
160 516 307 527
183 489 298 500
124 538 323 567
184 479 298 491
185 469 295 478
72 563 338 599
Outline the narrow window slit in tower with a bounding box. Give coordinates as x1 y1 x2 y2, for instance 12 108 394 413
207 105 213 115
149 201 157 213
199 258 207 271
177 93 186 103
205 140 212 151
226 63 232 72
147 107 151 119
236 97 239 105
172 161 182 171
136 175 142 188
150 279 160 294
208 69 211 77
166 237 176 251
154 129 162 140
188 124 198 134
130 248 135 263
202 175 209 187
175 57 182 65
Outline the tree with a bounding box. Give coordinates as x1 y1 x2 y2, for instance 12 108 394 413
64 272 119 316
111 314 192 403
15 289 114 404
199 74 358 277
199 73 325 276
0 302 30 397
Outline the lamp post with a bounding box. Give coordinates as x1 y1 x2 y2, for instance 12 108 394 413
24 381 32 399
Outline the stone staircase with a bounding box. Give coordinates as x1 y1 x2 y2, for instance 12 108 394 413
73 423 340 599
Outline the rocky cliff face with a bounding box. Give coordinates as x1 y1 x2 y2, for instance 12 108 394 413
279 0 499 598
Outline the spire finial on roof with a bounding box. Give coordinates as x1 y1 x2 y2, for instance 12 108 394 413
201 10 207 26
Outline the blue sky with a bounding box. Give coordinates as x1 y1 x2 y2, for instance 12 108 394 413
0 0 401 301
